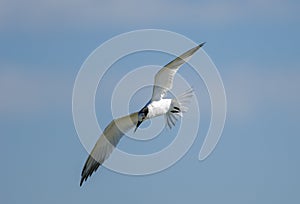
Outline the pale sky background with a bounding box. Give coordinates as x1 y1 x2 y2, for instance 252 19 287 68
1 1 300 203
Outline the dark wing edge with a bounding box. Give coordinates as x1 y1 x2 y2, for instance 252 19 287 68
79 112 139 186
164 42 205 70
80 155 101 186
151 42 205 101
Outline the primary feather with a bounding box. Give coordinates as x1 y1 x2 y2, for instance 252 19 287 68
151 43 204 101
80 112 138 186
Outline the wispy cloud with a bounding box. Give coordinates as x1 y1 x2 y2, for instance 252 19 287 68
224 62 300 121
1 0 299 31
1 60 299 123
0 64 73 116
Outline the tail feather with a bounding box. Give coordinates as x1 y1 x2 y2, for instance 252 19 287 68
165 88 194 129
176 88 194 112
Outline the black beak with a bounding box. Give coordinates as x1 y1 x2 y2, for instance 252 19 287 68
134 120 143 132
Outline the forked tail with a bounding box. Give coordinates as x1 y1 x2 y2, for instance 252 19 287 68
165 88 194 129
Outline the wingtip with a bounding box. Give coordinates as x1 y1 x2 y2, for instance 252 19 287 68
80 177 84 187
199 42 206 48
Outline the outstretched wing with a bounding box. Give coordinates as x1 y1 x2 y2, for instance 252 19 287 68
151 43 205 101
80 112 138 186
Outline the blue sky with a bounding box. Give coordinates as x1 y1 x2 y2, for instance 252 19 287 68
1 1 300 203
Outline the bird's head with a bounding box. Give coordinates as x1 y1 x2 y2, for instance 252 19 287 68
134 106 149 132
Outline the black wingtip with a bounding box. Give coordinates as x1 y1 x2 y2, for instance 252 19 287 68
199 42 206 48
80 177 84 187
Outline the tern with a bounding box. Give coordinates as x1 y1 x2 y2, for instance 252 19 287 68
80 42 205 186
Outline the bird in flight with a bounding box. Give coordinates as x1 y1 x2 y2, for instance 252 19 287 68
80 42 205 186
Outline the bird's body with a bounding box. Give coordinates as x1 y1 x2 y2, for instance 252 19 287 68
146 99 172 119
80 42 205 186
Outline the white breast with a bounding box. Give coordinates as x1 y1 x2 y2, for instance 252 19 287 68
147 99 172 118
